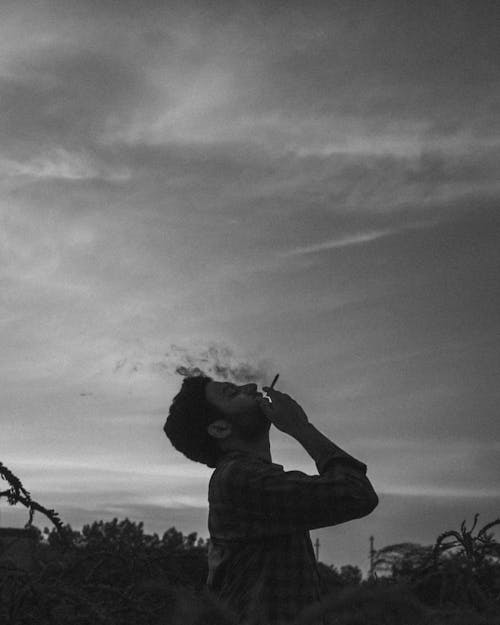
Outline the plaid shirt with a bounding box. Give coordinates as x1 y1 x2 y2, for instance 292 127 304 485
207 444 377 625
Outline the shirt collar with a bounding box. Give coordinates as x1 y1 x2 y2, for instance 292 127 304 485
217 449 283 469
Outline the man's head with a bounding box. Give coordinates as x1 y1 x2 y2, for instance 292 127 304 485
164 376 270 468
205 379 270 443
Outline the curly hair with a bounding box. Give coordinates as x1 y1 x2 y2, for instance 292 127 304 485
163 375 225 468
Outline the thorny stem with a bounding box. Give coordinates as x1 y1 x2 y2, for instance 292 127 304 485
1 461 69 545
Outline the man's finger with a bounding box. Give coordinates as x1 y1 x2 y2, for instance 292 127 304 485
256 396 273 408
264 388 291 401
263 387 280 394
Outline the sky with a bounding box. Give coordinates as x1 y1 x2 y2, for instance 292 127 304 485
1 0 499 576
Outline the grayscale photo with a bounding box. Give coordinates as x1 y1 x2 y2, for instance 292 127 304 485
1 1 499 623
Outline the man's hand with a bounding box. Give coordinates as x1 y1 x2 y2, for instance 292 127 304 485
256 388 310 437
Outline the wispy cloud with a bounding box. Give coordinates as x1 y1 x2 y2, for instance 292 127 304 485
276 216 449 257
279 230 393 257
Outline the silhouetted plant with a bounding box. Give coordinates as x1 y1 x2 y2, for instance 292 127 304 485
370 515 500 614
429 513 500 610
0 461 68 543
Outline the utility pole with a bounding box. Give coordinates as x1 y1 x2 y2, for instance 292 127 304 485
314 537 320 562
369 535 375 579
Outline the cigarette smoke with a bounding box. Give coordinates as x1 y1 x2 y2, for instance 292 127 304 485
114 342 274 385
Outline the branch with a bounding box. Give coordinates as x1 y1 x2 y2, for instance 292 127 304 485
0 460 70 545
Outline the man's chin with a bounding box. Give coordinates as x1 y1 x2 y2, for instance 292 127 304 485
257 407 272 430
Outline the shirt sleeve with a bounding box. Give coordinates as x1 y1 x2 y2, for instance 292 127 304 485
219 454 378 534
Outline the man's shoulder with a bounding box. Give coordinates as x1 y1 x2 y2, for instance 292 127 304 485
209 452 283 492
211 451 271 479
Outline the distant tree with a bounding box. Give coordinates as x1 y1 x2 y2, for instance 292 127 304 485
339 564 362 586
317 561 343 592
318 561 362 595
161 526 184 550
372 542 433 580
161 526 206 551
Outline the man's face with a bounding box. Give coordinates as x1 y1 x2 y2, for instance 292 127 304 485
205 381 270 441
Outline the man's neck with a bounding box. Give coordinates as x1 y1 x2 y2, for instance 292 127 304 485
221 435 272 463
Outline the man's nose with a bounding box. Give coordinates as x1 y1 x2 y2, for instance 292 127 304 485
241 383 257 394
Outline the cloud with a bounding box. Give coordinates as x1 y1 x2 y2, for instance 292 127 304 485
3 0 498 172
279 230 398 257
244 1 500 134
0 49 149 156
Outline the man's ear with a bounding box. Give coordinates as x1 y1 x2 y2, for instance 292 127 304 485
207 419 232 440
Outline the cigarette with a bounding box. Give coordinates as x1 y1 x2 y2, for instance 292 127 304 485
269 374 280 389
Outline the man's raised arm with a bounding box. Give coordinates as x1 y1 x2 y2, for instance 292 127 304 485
259 386 374 472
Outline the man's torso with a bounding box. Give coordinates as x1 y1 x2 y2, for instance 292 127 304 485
207 451 326 624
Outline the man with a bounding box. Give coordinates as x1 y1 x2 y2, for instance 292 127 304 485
164 376 378 624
